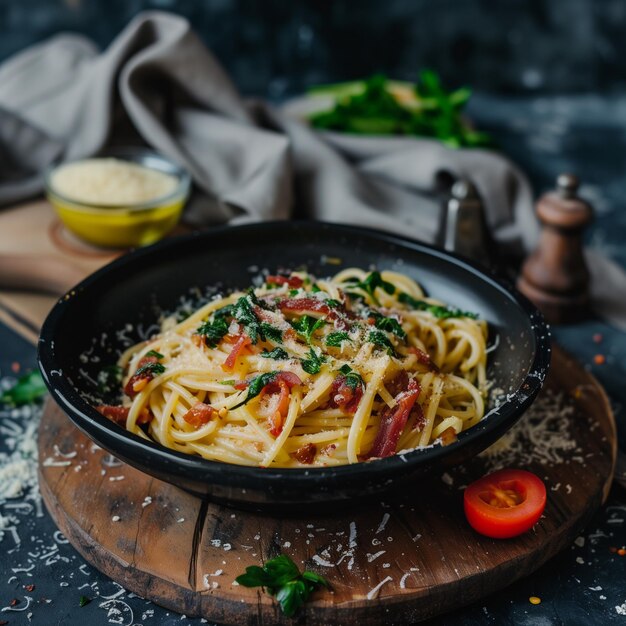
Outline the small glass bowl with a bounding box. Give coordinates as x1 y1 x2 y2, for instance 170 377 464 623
45 149 191 248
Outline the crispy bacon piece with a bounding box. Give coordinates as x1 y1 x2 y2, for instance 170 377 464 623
124 355 158 398
266 275 304 288
279 297 331 317
386 370 409 396
408 347 440 372
234 372 302 437
183 402 216 429
222 334 252 371
265 379 291 437
293 443 317 464
411 403 426 432
192 334 205 348
439 426 458 446
277 297 352 330
366 376 421 459
328 375 363 413
96 405 151 425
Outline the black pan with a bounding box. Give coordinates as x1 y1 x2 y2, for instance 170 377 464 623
38 221 551 510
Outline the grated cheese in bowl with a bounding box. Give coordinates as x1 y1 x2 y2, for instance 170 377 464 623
50 158 179 206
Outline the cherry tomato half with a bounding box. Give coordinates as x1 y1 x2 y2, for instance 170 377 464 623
464 469 547 539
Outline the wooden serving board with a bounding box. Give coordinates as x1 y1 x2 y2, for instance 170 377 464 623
38 345 616 625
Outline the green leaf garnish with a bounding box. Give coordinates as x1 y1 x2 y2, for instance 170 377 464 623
260 323 283 343
196 304 233 347
261 348 289 360
0 370 47 406
233 295 262 343
291 315 327 344
135 362 166 377
326 332 351 347
79 595 91 607
367 310 406 339
367 330 396 356
231 372 278 409
398 292 478 319
145 350 164 359
338 364 364 390
311 284 321 293
347 271 395 306
301 348 326 375
308 72 491 148
236 554 330 617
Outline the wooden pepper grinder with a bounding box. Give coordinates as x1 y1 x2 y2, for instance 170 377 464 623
517 174 593 324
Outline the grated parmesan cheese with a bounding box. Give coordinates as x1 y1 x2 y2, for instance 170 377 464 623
50 158 178 206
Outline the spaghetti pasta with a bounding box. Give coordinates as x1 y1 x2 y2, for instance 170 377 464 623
96 269 488 467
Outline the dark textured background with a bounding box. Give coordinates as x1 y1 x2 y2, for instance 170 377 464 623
2 0 626 98
2 0 625 269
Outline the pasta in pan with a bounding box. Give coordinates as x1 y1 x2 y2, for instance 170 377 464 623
96 269 488 468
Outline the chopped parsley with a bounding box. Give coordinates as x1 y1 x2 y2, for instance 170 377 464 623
291 315 327 344
231 372 278 409
79 595 91 607
338 364 364 390
346 271 395 306
311 284 321 293
301 348 326 375
261 347 289 360
367 330 396 356
196 304 233 347
233 294 262 343
145 350 164 359
236 554 330 617
260 323 283 343
326 331 351 347
368 310 406 339
398 292 478 319
135 361 166 377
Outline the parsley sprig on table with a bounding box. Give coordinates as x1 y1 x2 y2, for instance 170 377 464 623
236 554 330 617
0 370 47 406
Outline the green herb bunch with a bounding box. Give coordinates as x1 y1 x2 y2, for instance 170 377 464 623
236 554 330 617
309 72 491 148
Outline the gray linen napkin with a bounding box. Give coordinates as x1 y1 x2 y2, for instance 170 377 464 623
0 11 623 328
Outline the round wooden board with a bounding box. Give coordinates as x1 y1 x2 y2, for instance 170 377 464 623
38 345 616 626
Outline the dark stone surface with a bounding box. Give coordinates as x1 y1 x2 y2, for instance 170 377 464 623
4 0 626 98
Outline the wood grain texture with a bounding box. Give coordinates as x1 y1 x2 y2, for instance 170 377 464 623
38 345 616 625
